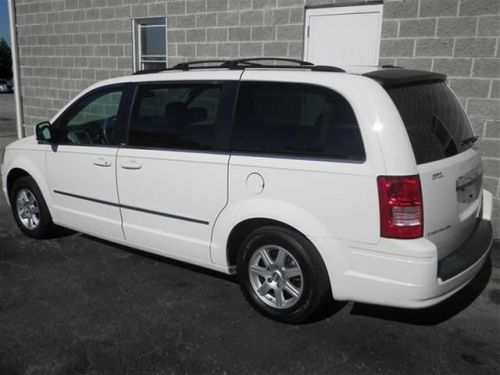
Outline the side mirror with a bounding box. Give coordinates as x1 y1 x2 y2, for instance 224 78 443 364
35 121 54 143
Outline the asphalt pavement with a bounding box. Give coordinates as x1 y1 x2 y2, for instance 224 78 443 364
0 93 499 374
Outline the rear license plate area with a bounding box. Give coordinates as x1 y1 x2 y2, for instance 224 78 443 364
456 167 482 203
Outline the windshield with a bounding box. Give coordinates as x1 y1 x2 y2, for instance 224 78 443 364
387 82 475 164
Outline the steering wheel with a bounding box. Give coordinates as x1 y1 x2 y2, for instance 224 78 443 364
101 116 116 144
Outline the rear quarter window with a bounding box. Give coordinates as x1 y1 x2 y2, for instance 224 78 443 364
231 81 365 161
387 82 475 164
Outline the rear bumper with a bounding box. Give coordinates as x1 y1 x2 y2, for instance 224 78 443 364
438 219 492 281
327 190 494 308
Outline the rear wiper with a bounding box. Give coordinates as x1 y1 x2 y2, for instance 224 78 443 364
460 136 478 146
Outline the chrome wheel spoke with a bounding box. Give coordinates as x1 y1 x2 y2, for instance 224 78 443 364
31 206 40 214
275 248 286 267
257 282 272 296
250 265 270 278
283 267 301 279
259 248 273 268
275 288 285 307
21 190 29 202
284 281 300 299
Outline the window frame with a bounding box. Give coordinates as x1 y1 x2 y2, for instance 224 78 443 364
133 17 168 72
122 81 238 153
53 84 133 147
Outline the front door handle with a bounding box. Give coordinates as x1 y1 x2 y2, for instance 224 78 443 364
93 157 112 167
120 160 142 170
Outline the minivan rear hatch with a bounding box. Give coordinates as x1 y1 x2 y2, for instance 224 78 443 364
367 69 482 259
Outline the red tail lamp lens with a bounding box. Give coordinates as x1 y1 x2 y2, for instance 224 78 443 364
377 175 423 239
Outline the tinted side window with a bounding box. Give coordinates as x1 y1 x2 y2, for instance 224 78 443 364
128 83 223 150
57 87 124 145
231 82 364 161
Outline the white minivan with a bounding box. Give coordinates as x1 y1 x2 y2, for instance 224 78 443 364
1 59 494 323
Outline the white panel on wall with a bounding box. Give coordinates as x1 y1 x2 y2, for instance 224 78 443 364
304 4 384 66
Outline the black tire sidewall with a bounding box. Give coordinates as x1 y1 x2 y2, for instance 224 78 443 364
237 226 330 324
9 176 53 239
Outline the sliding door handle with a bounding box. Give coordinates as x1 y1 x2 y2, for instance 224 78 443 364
120 160 142 170
93 157 111 167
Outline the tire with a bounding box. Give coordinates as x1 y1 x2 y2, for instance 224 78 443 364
237 226 331 324
9 176 55 239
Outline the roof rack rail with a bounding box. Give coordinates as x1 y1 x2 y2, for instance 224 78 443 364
309 65 345 72
134 58 346 74
133 60 231 75
173 60 232 71
221 57 314 68
133 68 166 75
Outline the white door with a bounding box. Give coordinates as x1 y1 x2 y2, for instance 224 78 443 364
304 4 383 66
116 75 239 265
47 86 126 240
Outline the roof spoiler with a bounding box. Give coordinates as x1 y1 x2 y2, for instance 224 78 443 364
363 68 447 88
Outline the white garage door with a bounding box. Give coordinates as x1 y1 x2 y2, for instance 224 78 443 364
304 4 384 67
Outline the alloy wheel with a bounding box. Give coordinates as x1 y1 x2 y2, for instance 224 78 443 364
248 245 304 309
16 188 41 230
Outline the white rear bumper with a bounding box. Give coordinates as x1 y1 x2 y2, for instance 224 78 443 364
322 189 494 308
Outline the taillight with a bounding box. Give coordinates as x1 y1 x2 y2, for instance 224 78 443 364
377 175 423 239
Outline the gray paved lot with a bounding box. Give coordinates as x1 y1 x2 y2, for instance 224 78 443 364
0 94 499 374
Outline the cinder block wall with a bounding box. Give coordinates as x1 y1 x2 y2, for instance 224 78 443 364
13 0 500 235
378 0 500 237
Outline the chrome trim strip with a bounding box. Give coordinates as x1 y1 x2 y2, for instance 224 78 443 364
53 190 209 225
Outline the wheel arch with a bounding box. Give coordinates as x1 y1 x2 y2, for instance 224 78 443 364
210 198 350 300
212 198 333 263
6 167 30 197
226 218 302 269
4 155 56 221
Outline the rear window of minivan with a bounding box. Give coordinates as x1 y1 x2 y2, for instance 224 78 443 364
387 82 475 164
